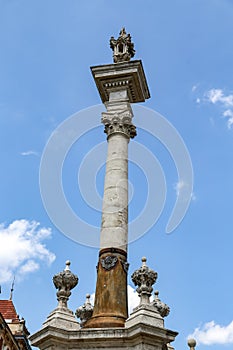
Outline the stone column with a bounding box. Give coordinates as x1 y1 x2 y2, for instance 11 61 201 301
84 29 150 329
85 90 135 328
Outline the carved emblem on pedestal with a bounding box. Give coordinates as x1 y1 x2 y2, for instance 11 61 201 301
100 255 118 270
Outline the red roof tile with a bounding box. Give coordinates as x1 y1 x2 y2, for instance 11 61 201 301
0 300 19 321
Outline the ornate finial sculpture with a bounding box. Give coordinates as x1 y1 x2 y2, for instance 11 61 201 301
76 294 93 327
131 257 157 305
110 27 135 63
152 290 170 318
53 260 78 309
187 339 196 350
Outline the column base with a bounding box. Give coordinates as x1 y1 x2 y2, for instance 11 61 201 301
83 248 128 329
84 315 125 328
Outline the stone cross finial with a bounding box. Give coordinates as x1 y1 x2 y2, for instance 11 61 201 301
53 260 78 309
131 257 157 305
76 294 93 327
152 290 170 318
110 28 135 63
187 339 196 350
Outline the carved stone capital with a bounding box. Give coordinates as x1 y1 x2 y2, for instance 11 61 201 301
101 110 136 139
131 257 157 305
152 290 170 318
75 294 93 327
100 255 118 270
53 261 78 309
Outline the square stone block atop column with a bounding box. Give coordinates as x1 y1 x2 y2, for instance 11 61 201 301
91 60 150 103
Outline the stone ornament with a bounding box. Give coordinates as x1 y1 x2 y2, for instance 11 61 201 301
101 110 136 139
131 257 157 305
110 28 135 63
100 255 118 270
121 260 129 273
76 294 93 327
53 261 78 308
152 290 170 318
187 339 196 350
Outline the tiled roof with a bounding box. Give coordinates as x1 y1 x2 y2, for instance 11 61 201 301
0 300 19 321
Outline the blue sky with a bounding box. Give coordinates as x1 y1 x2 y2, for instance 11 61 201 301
0 0 233 349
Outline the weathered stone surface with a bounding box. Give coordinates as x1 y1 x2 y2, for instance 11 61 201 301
84 248 128 328
30 321 178 350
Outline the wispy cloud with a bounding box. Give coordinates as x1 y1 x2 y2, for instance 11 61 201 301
20 150 39 156
0 219 55 284
223 109 233 129
195 87 233 129
188 320 233 345
192 84 199 92
174 180 196 201
205 89 233 107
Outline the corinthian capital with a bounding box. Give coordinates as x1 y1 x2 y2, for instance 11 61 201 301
101 110 136 139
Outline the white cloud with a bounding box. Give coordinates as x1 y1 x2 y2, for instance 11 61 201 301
0 219 55 284
20 150 39 156
196 88 233 129
174 180 196 202
192 84 198 92
223 109 233 129
205 89 233 107
188 320 233 345
128 285 140 313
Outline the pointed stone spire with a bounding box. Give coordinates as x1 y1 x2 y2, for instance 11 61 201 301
131 257 157 305
75 294 93 327
188 339 196 350
53 260 78 309
110 27 135 63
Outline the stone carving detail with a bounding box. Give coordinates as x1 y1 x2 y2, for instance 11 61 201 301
75 294 93 327
101 110 136 139
152 290 170 318
100 255 118 270
120 260 129 273
53 261 78 308
131 257 157 305
110 28 135 63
